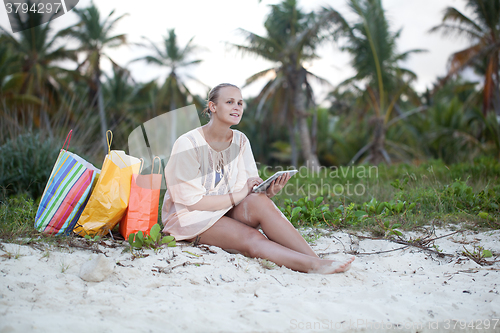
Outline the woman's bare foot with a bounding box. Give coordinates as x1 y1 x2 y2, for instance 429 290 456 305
308 256 355 274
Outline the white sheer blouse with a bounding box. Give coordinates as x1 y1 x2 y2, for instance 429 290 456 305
161 127 259 240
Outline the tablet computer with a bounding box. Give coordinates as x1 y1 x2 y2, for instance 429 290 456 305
252 170 298 193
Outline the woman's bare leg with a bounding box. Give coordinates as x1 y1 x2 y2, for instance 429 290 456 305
195 216 353 274
226 193 319 258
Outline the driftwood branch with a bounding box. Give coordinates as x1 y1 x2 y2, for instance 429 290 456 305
348 230 464 257
351 246 409 256
153 261 210 274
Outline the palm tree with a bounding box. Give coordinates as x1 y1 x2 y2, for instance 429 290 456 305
102 65 138 127
337 0 425 165
232 0 347 171
429 0 500 115
130 28 205 144
101 64 159 150
0 4 78 134
57 1 128 153
131 29 204 112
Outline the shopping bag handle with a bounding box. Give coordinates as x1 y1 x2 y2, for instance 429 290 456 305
61 129 72 152
138 158 144 174
138 157 161 174
153 156 162 174
106 129 128 167
106 130 113 154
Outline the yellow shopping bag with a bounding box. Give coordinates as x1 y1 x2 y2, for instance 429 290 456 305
74 131 141 237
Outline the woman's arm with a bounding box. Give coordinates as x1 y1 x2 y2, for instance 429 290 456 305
186 191 244 212
186 177 262 211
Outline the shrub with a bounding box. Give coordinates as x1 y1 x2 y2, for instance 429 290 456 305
0 132 60 201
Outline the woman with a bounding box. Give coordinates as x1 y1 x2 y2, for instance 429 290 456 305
162 83 354 273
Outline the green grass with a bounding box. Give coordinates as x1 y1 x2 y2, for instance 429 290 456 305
0 157 498 244
0 193 77 246
269 156 500 233
0 193 39 240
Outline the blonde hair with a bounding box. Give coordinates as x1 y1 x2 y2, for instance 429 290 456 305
202 83 240 118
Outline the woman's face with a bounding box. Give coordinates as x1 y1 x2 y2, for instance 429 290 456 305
211 86 244 126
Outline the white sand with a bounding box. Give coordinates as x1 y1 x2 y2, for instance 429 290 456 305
1 227 499 333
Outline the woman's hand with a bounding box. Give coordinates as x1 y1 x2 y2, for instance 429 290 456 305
235 177 263 199
227 177 262 208
266 173 291 198
242 177 263 196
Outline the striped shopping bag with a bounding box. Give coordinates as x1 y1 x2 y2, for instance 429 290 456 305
34 130 100 235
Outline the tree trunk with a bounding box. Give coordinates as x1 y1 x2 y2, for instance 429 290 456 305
369 117 386 165
170 98 177 150
311 106 317 154
292 67 321 172
493 51 500 116
94 60 108 155
483 56 494 115
297 116 320 171
288 119 298 168
97 79 108 155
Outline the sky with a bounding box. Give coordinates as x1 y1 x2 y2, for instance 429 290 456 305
0 0 476 105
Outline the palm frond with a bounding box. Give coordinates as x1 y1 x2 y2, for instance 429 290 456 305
103 34 127 48
228 42 276 61
394 49 428 62
288 6 350 54
305 70 332 87
140 35 166 59
243 67 277 87
178 59 202 68
448 43 484 75
429 23 483 40
441 6 483 33
103 13 129 35
255 76 285 119
234 28 280 60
